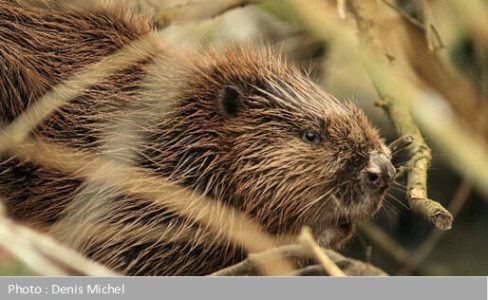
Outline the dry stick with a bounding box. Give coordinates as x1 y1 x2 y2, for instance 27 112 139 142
288 265 326 276
420 0 444 51
388 135 414 156
375 97 453 230
337 0 346 19
378 0 424 29
379 0 444 50
210 244 386 276
357 222 409 268
0 201 116 276
298 227 345 276
347 0 452 230
211 245 306 276
154 0 262 29
397 179 472 274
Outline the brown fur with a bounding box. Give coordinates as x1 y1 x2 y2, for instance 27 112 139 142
0 0 393 275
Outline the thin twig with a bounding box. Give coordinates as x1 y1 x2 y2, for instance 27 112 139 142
379 0 444 50
210 244 386 276
154 0 262 29
388 135 414 156
357 221 409 266
337 0 346 19
397 179 472 274
357 221 447 275
210 244 306 276
379 0 424 29
420 0 443 51
288 265 325 276
298 227 345 276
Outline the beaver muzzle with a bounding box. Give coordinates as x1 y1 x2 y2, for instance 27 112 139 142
363 153 396 192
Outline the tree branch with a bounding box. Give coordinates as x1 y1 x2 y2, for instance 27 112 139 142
210 244 387 276
397 179 472 274
298 227 345 276
347 0 453 230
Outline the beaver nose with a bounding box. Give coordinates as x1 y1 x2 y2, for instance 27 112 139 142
364 153 396 190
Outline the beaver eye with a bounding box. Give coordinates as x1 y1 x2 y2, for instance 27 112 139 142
302 130 321 144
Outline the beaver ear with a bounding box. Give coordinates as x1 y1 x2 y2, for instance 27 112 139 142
218 85 243 118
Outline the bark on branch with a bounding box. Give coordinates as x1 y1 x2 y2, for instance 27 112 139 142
347 0 453 230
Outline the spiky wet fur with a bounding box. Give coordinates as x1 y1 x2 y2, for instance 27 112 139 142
0 0 390 275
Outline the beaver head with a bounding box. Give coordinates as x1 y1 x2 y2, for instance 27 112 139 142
143 47 395 247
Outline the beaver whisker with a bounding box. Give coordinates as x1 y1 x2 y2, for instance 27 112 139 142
392 181 407 189
392 180 406 187
389 186 406 195
332 196 347 224
380 201 398 219
383 202 401 216
330 193 345 216
295 188 337 221
385 192 408 210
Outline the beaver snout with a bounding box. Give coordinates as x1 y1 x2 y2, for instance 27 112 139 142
363 153 395 191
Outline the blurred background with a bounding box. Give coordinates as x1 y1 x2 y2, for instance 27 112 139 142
1 0 487 275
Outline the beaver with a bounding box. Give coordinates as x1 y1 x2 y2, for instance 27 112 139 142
0 0 395 275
